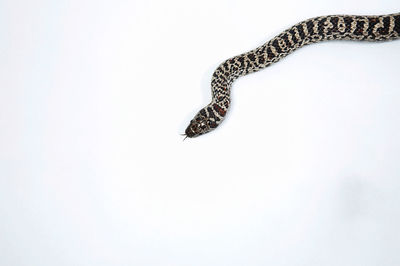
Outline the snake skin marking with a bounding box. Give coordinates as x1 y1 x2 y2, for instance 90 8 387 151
184 13 400 138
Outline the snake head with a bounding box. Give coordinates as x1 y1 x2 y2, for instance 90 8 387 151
184 106 220 138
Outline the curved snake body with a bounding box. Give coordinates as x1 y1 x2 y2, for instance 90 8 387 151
185 13 400 138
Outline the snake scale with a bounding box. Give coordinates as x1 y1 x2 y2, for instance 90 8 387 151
184 12 400 138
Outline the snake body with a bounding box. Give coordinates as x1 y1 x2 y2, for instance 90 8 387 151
184 13 400 138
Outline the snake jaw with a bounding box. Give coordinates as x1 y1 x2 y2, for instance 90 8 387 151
184 123 197 138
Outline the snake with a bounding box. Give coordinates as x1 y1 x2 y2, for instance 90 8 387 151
184 12 400 138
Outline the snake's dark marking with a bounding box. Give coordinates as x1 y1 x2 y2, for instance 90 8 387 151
184 13 400 138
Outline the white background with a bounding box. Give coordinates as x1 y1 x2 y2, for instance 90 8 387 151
1 0 400 265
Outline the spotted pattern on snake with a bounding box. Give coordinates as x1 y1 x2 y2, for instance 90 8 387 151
184 13 400 138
